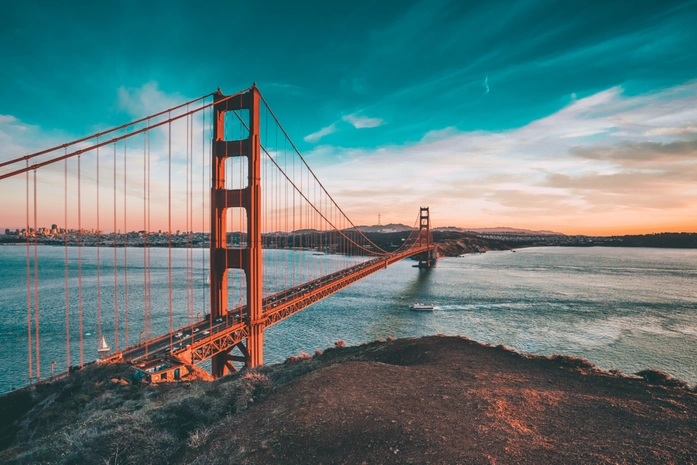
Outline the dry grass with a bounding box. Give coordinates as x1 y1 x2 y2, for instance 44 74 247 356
187 427 212 449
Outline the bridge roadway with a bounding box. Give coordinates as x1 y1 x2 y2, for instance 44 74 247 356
113 244 433 367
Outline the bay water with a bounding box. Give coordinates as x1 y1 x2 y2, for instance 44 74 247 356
1 245 696 393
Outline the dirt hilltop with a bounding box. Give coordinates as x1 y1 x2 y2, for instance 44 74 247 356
1 336 696 464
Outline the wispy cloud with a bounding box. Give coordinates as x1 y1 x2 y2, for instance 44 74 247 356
0 114 49 161
117 81 183 117
0 115 19 124
260 82 306 95
308 81 697 234
1 82 213 231
483 76 489 95
304 123 338 143
342 113 386 129
644 126 697 136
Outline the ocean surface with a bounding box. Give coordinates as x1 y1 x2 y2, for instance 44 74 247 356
1 245 696 393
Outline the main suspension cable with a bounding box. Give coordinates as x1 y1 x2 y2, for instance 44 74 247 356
228 108 387 256
0 87 252 181
0 92 214 170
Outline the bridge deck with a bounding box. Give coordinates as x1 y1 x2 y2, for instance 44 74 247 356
112 245 433 367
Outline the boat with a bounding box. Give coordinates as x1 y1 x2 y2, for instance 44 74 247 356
410 302 434 311
97 335 111 358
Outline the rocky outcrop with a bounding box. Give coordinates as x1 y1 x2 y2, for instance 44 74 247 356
435 237 511 257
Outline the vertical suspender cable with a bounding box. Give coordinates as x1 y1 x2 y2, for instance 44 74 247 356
292 137 296 287
168 117 173 349
64 156 70 368
78 155 83 367
298 148 301 277
186 115 190 321
186 112 191 323
226 132 232 315
284 130 287 285
274 119 279 290
202 100 208 321
143 130 147 351
113 142 119 351
33 170 40 379
192 113 195 321
97 142 101 343
188 112 193 322
241 119 244 307
148 126 152 339
189 114 192 320
187 111 192 323
238 129 243 311
185 111 190 325
26 161 32 384
123 131 129 347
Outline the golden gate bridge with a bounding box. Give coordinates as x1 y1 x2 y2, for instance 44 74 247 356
0 85 435 387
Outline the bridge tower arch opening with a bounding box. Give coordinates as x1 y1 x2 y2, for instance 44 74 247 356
210 86 263 377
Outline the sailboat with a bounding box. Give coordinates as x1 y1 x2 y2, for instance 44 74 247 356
206 273 210 286
98 335 111 358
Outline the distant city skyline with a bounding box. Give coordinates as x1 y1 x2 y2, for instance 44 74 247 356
1 1 697 235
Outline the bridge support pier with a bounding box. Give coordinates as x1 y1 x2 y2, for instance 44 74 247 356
213 342 249 375
210 85 264 378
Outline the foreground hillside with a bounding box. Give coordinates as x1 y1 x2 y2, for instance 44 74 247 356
1 336 696 464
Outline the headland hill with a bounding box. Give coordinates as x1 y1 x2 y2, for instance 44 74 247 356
2 226 696 463
2 224 697 256
1 336 695 464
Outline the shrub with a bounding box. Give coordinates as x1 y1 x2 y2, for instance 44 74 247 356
240 371 272 397
284 352 311 363
549 354 596 369
187 427 212 450
636 369 688 388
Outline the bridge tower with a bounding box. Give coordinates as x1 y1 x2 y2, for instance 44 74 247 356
210 86 263 377
417 207 435 268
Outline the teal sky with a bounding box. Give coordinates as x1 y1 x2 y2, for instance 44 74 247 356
2 1 697 234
